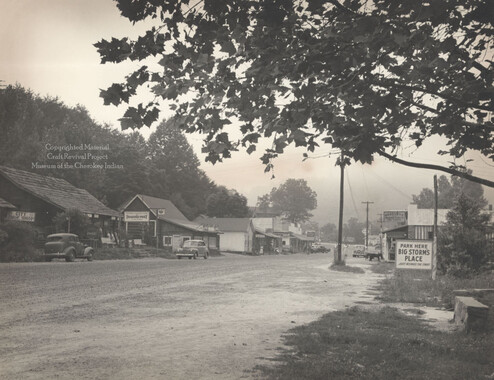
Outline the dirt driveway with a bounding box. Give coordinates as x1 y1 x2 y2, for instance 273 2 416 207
0 252 383 379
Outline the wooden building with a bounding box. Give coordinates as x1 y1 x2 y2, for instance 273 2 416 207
120 194 220 253
0 166 120 239
195 217 255 254
0 197 16 223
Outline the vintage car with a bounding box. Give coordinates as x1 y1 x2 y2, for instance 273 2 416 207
43 233 94 262
176 239 209 259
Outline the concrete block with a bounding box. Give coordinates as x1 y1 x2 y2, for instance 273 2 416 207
454 296 489 333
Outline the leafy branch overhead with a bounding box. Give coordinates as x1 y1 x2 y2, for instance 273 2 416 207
95 0 494 185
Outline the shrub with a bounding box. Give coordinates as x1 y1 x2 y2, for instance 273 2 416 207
52 208 91 237
438 193 492 276
0 221 39 261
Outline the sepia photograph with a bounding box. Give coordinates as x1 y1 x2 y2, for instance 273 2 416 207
0 0 493 379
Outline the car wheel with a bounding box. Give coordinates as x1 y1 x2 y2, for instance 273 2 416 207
87 252 93 261
188 256 192 260
65 250 75 262
177 256 182 260
44 257 52 262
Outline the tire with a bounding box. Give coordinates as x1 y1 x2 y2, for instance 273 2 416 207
87 252 93 261
44 257 52 262
65 250 75 262
178 256 182 260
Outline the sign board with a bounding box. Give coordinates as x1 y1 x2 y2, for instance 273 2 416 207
157 209 166 216
6 211 35 222
383 211 407 223
396 240 432 269
124 211 149 222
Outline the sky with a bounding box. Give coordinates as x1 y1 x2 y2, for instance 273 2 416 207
1 0 493 225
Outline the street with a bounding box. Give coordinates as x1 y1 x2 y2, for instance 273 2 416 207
0 252 382 379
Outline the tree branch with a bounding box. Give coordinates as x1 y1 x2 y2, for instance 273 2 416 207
373 79 494 112
377 150 494 188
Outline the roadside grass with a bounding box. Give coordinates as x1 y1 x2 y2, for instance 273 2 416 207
329 262 365 274
377 269 494 309
257 263 494 379
256 306 494 380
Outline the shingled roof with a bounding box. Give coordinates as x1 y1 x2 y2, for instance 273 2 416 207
0 166 120 217
119 194 188 221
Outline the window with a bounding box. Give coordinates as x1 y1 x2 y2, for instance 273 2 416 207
163 236 172 246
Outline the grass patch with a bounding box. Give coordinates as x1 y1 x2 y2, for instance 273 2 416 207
369 261 394 275
377 269 494 308
256 306 494 380
329 262 365 274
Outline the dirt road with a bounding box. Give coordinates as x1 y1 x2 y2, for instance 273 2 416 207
0 252 382 379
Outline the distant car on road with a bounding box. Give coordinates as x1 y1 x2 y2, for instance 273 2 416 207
43 233 94 262
310 242 331 253
176 239 209 259
352 245 366 258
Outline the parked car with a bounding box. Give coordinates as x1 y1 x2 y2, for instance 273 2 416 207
43 233 94 262
176 239 209 259
352 244 366 258
310 242 330 253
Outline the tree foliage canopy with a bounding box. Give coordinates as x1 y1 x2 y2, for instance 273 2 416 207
205 186 250 217
0 85 219 219
257 178 317 223
412 173 487 209
438 193 492 275
96 0 494 185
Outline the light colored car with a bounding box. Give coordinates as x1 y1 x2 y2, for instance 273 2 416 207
43 233 94 262
176 239 209 259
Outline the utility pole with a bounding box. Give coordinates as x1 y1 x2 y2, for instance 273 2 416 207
362 201 374 248
377 212 383 256
432 175 438 280
336 151 345 265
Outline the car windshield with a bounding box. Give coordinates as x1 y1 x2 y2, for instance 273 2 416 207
47 236 64 242
184 241 199 247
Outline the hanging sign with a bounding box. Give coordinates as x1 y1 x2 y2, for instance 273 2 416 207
124 211 149 222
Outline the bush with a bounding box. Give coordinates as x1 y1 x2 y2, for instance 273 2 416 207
52 208 91 237
438 193 492 276
0 221 39 262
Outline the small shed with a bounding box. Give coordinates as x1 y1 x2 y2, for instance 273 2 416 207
195 217 254 254
120 194 220 252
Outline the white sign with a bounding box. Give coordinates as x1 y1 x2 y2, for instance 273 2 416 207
396 240 432 269
124 211 149 222
6 211 35 222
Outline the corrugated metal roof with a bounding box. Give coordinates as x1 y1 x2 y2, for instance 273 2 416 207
0 166 120 217
0 197 16 209
195 216 252 232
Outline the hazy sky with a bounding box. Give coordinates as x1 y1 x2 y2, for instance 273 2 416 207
1 0 492 225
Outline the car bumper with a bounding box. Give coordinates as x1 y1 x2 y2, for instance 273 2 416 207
176 253 195 258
